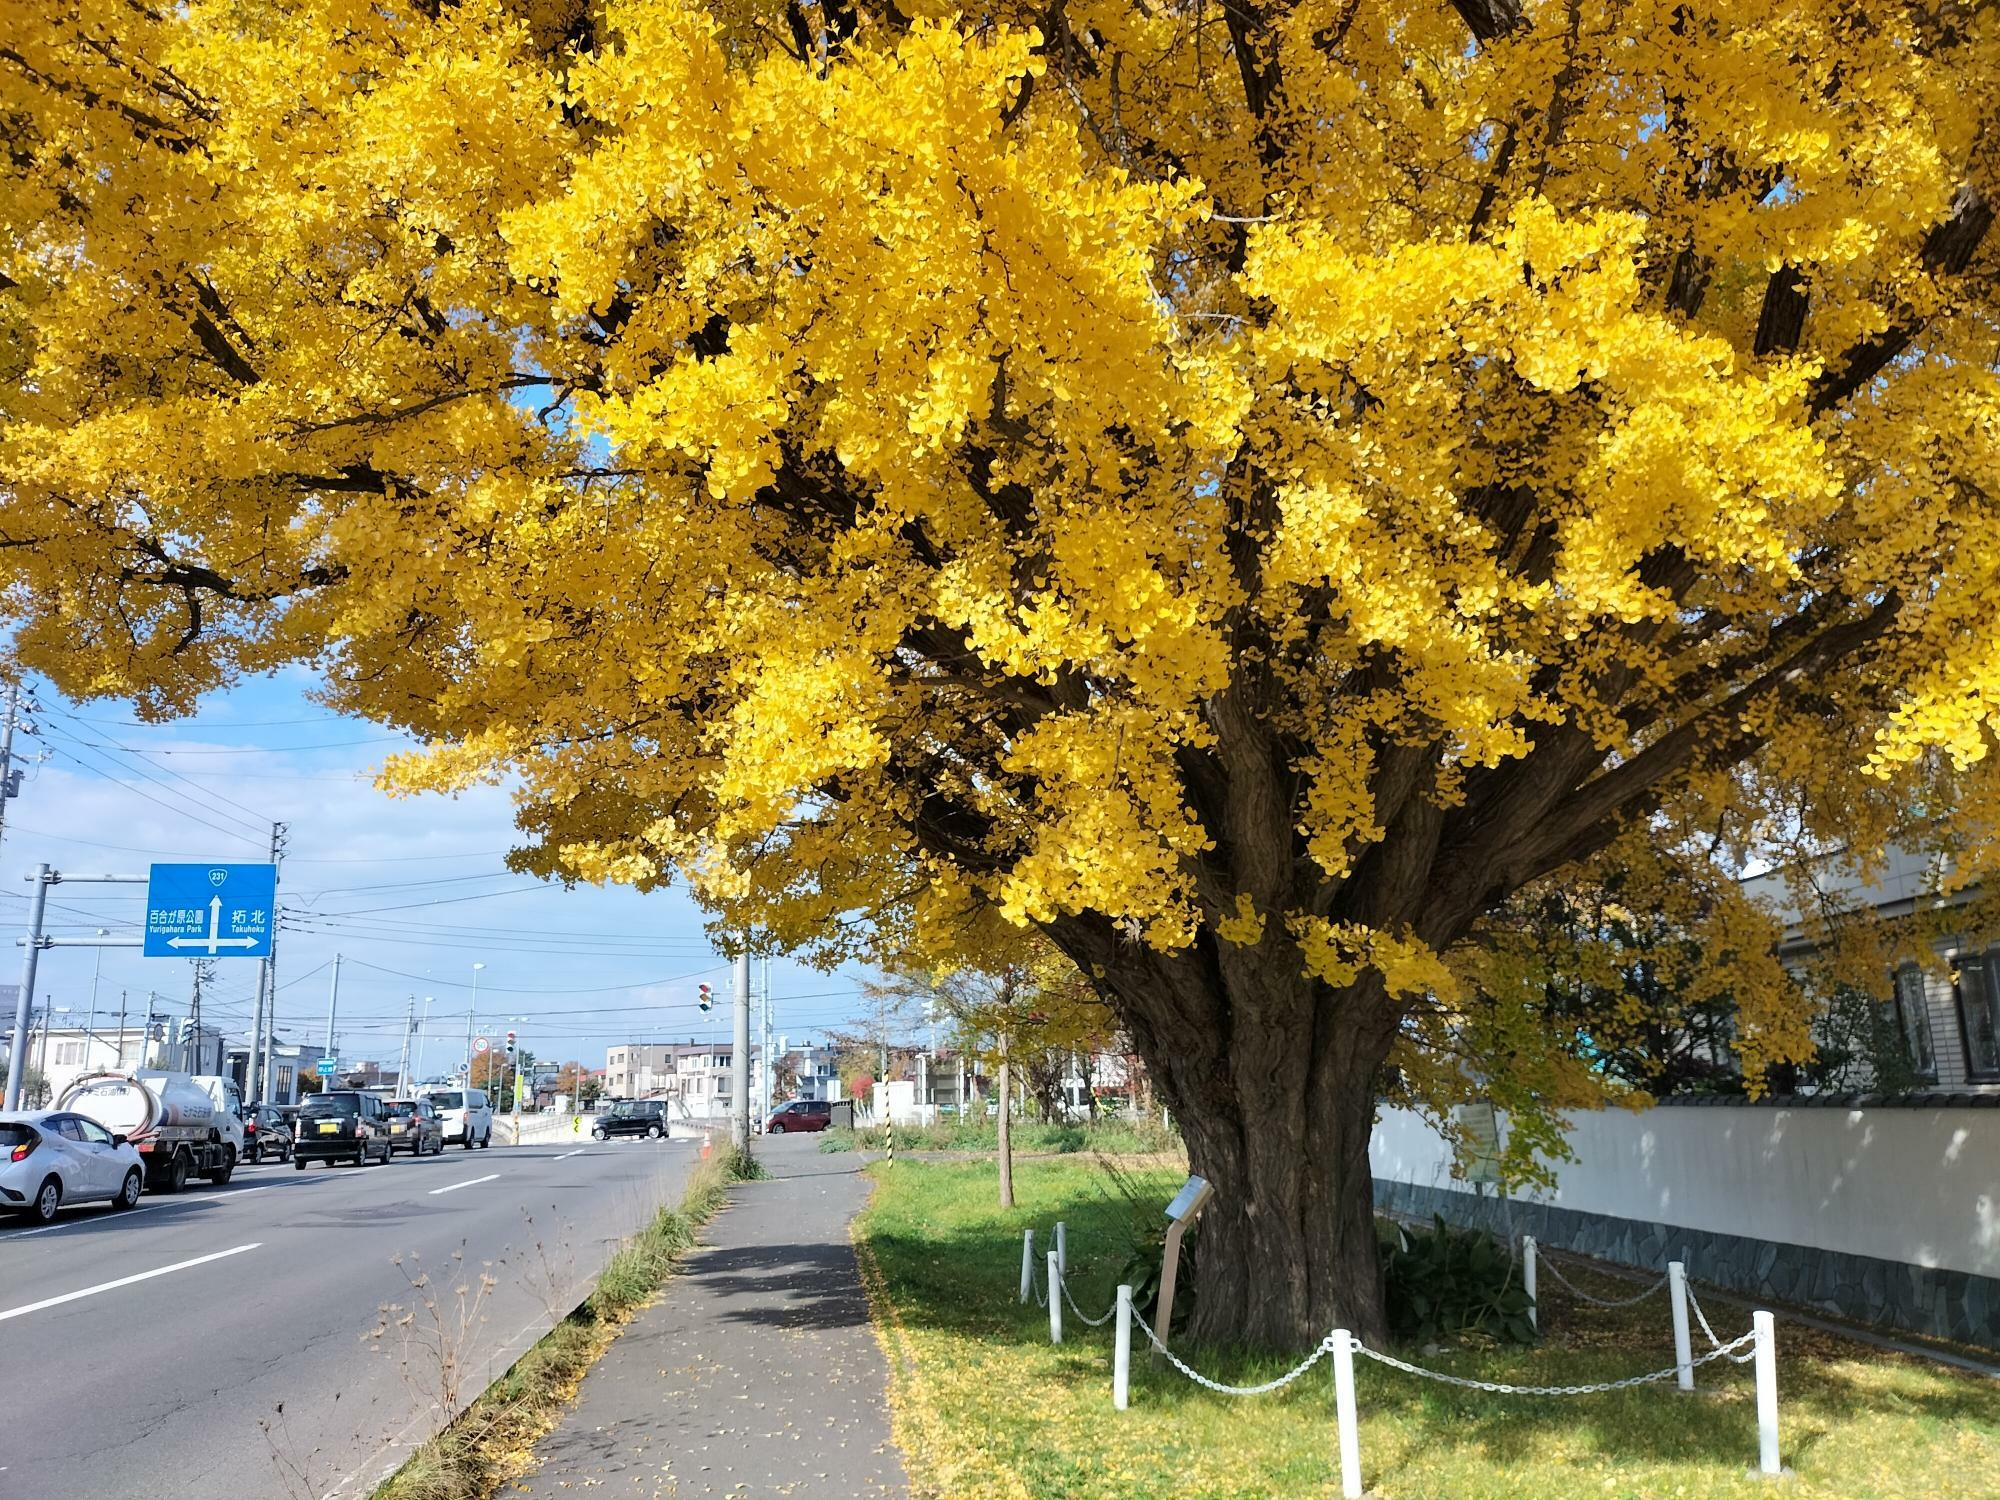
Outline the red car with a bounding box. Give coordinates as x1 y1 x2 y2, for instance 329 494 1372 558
765 1100 833 1134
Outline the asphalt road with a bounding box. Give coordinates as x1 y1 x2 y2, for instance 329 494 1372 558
0 1132 699 1500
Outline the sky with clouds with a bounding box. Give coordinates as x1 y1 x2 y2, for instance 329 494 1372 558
0 665 876 1077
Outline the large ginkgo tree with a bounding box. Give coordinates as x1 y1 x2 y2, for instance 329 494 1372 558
4 0 1998 1344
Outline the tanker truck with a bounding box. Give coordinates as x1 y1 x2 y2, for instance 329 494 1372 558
56 1070 242 1193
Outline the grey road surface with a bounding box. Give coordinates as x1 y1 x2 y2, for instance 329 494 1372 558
0 1135 696 1500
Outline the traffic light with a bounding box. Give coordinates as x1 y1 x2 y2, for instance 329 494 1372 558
697 982 713 1013
506 1029 517 1052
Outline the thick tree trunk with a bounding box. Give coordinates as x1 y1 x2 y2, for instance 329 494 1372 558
1051 920 1399 1350
1174 1028 1388 1347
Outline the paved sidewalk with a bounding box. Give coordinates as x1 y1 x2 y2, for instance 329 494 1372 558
503 1137 906 1499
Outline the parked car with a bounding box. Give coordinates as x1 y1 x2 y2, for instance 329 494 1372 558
0 1111 146 1223
421 1088 493 1149
384 1098 446 1156
591 1099 669 1140
292 1090 393 1168
764 1099 834 1134
241 1104 293 1164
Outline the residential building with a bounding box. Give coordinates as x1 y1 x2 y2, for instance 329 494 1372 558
602 1039 763 1119
1744 847 2000 1095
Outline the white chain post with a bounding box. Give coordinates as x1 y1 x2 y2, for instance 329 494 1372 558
1114 1285 1133 1410
1668 1261 1694 1392
1332 1329 1362 1499
1056 1219 1067 1279
1020 1228 1035 1304
1523 1235 1538 1334
1754 1311 1781 1476
1048 1252 1063 1344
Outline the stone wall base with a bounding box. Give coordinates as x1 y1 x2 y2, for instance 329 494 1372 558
1374 1179 2000 1352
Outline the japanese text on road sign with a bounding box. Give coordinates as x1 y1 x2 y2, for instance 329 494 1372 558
143 863 278 959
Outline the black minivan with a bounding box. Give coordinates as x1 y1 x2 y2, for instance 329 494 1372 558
592 1099 669 1140
293 1090 394 1168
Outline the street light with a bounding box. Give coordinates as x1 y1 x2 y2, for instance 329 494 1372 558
83 930 110 1061
466 962 485 1083
415 994 434 1086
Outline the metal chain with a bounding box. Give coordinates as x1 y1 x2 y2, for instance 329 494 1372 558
1059 1272 1117 1328
1027 1257 1049 1309
1126 1302 1340 1396
1685 1284 1759 1364
1536 1251 1670 1308
1353 1330 1757 1395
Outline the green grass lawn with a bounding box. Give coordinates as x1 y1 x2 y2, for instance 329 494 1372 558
854 1157 2000 1499
823 1117 1182 1156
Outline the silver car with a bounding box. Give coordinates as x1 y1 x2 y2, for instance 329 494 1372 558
0 1110 146 1224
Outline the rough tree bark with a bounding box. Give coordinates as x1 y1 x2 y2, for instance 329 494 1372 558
1051 916 1402 1347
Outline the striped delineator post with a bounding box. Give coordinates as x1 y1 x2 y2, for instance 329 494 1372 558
1048 1252 1063 1343
1113 1285 1133 1410
1755 1311 1781 1476
1668 1261 1694 1391
886 1119 895 1167
1332 1328 1362 1498
1019 1228 1036 1303
1523 1235 1538 1333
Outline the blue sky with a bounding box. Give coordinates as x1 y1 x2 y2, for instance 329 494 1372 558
0 666 873 1074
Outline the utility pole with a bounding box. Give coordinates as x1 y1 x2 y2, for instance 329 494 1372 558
187 959 212 1072
5 863 53 1109
324 952 342 1069
115 989 129 1070
466 961 484 1082
732 947 751 1151
759 956 772 1123
0 683 27 859
83 929 109 1059
394 995 415 1097
251 819 286 1104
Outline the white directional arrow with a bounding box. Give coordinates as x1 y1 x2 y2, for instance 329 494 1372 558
166 895 261 954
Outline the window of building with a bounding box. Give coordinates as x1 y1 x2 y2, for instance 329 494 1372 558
1954 954 2000 1082
1892 964 1938 1080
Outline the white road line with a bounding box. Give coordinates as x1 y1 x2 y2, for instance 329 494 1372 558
553 1149 586 1160
0 1243 261 1323
427 1173 500 1196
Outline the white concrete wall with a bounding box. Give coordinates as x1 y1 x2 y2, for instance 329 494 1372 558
1371 1103 2000 1280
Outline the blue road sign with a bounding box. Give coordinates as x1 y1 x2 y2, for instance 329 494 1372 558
143 863 277 959
316 1057 338 1077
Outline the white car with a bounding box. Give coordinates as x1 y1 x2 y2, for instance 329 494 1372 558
421 1088 494 1150
0 1110 146 1224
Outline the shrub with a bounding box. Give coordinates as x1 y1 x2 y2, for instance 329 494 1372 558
1379 1214 1535 1345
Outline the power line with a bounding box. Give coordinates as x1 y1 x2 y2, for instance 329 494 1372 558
63 736 405 755
286 910 711 944
302 884 550 917
286 848 514 865
38 730 270 848
289 871 520 898
6 826 258 859
43 707 277 831
342 956 732 995
69 712 350 728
